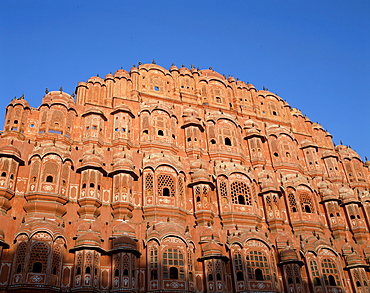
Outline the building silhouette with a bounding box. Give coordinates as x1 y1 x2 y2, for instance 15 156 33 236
0 63 369 293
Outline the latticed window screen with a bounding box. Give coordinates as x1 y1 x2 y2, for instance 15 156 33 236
150 247 158 280
28 242 49 273
300 192 314 213
145 173 153 196
178 177 184 198
310 260 321 286
15 242 27 273
322 258 340 286
288 192 298 212
52 244 62 275
234 252 244 281
230 181 251 205
246 251 270 281
157 174 175 197
163 248 184 280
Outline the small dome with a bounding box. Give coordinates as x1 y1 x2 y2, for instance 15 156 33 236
87 76 104 84
202 241 223 258
0 144 21 158
114 69 130 78
112 235 137 251
75 230 101 248
280 246 299 262
300 139 318 149
169 64 179 72
201 69 225 80
112 221 136 238
278 246 303 266
345 252 364 267
261 177 278 193
105 73 114 80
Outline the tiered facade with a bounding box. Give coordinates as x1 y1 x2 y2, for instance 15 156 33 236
0 63 369 293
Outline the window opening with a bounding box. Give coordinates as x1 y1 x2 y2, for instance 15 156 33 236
46 175 53 183
225 137 232 146
32 262 42 273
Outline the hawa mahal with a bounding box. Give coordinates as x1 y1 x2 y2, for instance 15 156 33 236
0 63 369 293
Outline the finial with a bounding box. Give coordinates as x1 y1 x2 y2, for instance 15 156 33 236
20 93 24 99
45 88 49 94
152 59 156 64
59 86 63 93
138 62 142 65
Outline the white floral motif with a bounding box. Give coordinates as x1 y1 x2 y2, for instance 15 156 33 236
31 274 42 283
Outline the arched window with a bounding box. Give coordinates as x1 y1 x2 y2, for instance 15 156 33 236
123 269 128 276
28 242 49 274
225 137 232 146
210 139 216 144
230 181 251 205
158 130 164 136
158 174 175 197
46 175 53 183
246 251 270 281
208 274 213 281
300 192 314 213
76 267 81 275
255 268 264 280
32 262 42 273
1 172 6 177
85 266 91 274
310 259 321 286
163 248 184 280
150 247 158 280
322 259 340 286
162 187 170 197
170 267 179 279
114 269 119 277
90 183 95 188
234 252 244 280
287 190 298 213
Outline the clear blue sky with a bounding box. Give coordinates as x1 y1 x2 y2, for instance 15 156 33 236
1 1 369 159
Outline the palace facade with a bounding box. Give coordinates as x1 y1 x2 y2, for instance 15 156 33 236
0 63 369 293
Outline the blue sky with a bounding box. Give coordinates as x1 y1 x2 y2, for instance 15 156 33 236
1 1 369 159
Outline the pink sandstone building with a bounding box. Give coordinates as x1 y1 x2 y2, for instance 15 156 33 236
0 63 369 293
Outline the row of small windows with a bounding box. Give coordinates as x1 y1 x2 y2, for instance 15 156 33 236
210 137 232 146
82 183 101 190
76 266 98 275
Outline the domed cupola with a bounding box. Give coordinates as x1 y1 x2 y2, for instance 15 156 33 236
71 223 103 252
278 246 303 266
181 107 204 131
339 185 359 204
110 221 140 256
77 147 106 175
344 251 369 269
259 170 278 194
243 119 265 141
112 221 136 238
109 149 138 180
0 144 24 165
318 180 338 202
189 158 213 187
